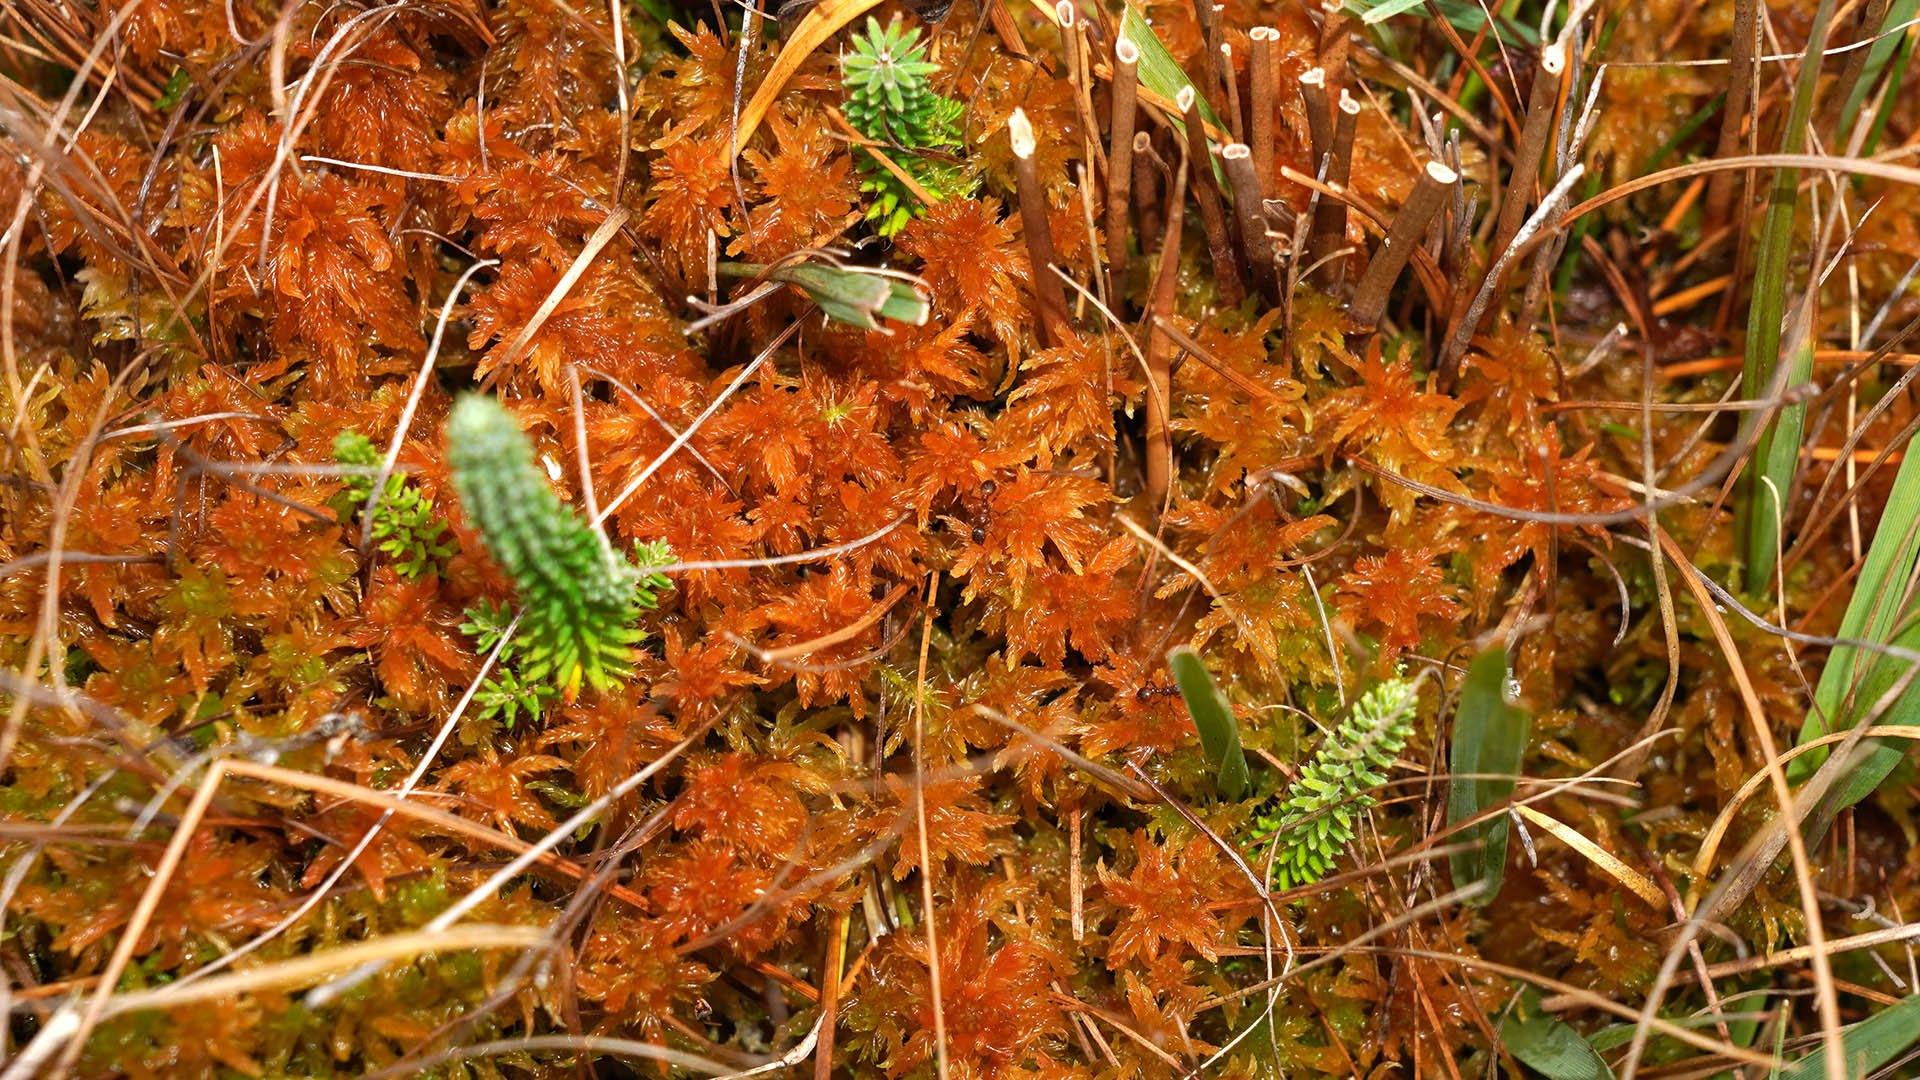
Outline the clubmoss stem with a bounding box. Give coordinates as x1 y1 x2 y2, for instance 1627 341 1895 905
1010 108 1071 347
1349 160 1455 331
1181 87 1246 308
1106 36 1141 307
1222 143 1277 302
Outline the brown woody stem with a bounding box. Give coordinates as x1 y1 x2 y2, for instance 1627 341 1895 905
1182 87 1246 308
1249 27 1278 196
1349 160 1456 330
1223 143 1277 302
1010 109 1072 347
1309 88 1361 291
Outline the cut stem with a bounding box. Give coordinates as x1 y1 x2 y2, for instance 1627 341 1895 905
1223 143 1277 302
1249 27 1278 196
1011 109 1072 347
1488 43 1565 265
1299 67 1333 178
1181 87 1246 308
1348 161 1456 331
1309 88 1362 292
1106 36 1141 307
1143 135 1189 511
1706 0 1760 221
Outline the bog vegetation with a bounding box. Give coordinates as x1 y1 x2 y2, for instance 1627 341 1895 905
2 0 1920 1076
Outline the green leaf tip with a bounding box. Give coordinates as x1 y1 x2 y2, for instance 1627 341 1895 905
1169 646 1250 801
1263 675 1418 891
446 395 670 701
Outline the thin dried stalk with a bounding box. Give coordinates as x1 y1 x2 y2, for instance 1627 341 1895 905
1249 27 1278 195
1192 0 1228 115
1011 109 1072 347
1223 144 1277 302
1309 89 1361 292
1349 161 1457 330
1706 0 1760 220
1106 36 1141 306
1181 87 1246 307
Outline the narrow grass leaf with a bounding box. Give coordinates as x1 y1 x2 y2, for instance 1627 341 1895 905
1447 646 1528 906
1120 6 1221 131
1500 991 1617 1080
1776 991 1920 1080
1739 0 1838 586
1790 435 1920 817
1170 645 1250 801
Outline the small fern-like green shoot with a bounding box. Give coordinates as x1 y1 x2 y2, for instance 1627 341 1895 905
333 432 455 580
840 16 975 236
1261 677 1418 890
446 395 666 701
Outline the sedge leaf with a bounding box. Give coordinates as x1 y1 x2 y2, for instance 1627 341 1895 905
1169 646 1250 801
1447 646 1529 906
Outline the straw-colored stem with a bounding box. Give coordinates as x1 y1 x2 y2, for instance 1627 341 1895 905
1011 109 1071 347
1106 37 1141 307
1349 161 1456 330
1249 27 1278 196
1223 144 1277 302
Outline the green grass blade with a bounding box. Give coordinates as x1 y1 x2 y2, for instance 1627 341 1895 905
1170 646 1250 801
1120 5 1221 131
1501 991 1617 1080
1776 992 1920 1080
1447 646 1528 906
1790 435 1920 809
1740 0 1839 588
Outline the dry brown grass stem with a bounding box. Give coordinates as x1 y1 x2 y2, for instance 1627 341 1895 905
1349 161 1456 329
909 571 951 1080
1105 37 1141 307
1009 109 1072 347
1222 144 1278 302
1180 89 1245 307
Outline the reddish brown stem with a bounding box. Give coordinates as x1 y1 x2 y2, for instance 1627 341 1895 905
1300 67 1333 175
1706 0 1759 221
1143 136 1190 511
1132 131 1164 252
1489 43 1565 263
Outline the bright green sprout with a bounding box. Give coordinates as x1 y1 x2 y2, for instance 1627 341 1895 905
1257 676 1419 891
716 260 929 329
840 16 976 236
333 432 456 581
446 396 673 702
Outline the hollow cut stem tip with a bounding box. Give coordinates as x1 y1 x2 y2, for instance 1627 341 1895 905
1425 161 1458 184
1116 36 1139 62
1223 142 1251 159
1300 67 1326 87
1009 108 1036 159
1056 0 1075 26
1250 25 1277 40
1338 89 1360 114
1541 42 1566 75
1175 85 1195 111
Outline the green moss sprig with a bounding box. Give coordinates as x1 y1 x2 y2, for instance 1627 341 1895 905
333 432 456 580
446 396 672 701
840 16 975 236
1259 676 1418 890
